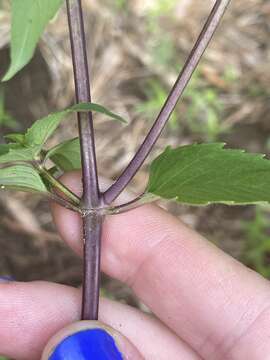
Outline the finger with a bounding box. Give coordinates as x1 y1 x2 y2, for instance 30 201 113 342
52 172 270 358
42 321 143 360
0 281 199 360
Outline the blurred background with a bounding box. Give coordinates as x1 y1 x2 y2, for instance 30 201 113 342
0 0 270 311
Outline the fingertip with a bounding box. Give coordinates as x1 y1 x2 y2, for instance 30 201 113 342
42 321 143 360
0 275 15 283
51 200 83 255
58 171 83 196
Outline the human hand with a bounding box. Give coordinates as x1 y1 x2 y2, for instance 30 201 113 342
0 172 270 359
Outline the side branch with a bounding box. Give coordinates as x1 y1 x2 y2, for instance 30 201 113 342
103 0 231 204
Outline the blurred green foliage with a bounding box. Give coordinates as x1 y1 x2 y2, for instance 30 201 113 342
242 207 270 278
146 0 177 33
149 0 178 16
136 71 227 140
135 80 178 130
222 65 239 83
183 72 225 141
0 86 18 130
150 34 175 68
114 0 127 11
111 0 238 141
248 84 270 98
134 0 232 141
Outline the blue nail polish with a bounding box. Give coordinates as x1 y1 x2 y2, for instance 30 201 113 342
0 275 14 283
49 329 123 360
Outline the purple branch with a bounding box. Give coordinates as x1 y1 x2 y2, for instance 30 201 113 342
103 0 231 204
66 0 102 321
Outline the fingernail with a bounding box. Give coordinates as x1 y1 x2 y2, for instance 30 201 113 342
0 275 14 283
49 328 123 360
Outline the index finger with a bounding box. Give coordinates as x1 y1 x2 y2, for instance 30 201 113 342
52 172 270 358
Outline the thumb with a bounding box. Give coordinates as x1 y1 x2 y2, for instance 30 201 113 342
41 320 143 360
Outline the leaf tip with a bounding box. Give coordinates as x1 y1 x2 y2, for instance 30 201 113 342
164 145 172 152
1 67 14 83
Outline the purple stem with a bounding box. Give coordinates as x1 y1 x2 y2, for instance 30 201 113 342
103 0 231 204
66 0 102 320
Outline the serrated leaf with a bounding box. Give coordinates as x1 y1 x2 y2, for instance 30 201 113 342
0 145 40 163
147 143 270 205
25 102 126 151
1 103 125 164
0 165 48 193
25 110 66 149
2 0 64 81
47 137 81 171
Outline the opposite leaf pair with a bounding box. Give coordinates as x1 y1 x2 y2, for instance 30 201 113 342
1 101 270 210
4 0 264 211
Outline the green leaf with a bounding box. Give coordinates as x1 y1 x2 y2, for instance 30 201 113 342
0 164 48 193
25 102 126 150
0 145 40 163
147 143 270 205
25 110 66 149
0 144 12 156
5 133 25 145
70 103 127 124
2 0 64 81
1 103 125 164
47 137 81 171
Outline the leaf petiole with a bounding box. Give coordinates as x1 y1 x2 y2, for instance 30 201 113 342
47 192 82 213
106 193 159 215
36 165 81 206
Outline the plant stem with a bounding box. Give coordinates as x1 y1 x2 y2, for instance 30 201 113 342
107 193 159 215
38 166 81 205
103 0 231 204
66 0 102 320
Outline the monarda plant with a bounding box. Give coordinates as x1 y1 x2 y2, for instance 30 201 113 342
2 0 268 321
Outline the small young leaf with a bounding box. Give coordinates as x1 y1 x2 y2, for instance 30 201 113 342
0 145 40 164
147 143 270 205
5 133 25 145
25 110 66 149
0 165 48 193
47 137 81 171
2 0 64 81
70 103 127 124
25 102 126 151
